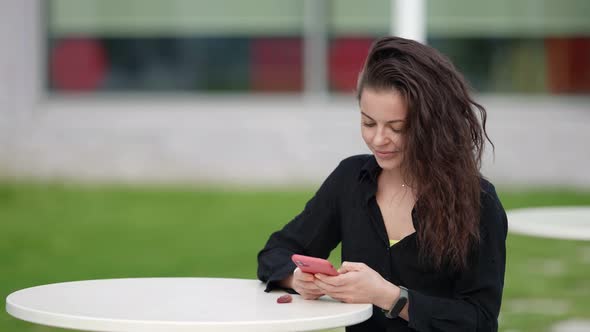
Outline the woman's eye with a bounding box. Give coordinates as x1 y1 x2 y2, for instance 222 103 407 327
362 123 376 127
391 125 404 133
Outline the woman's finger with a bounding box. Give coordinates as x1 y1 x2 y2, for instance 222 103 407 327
315 273 346 287
314 278 343 293
300 281 322 292
338 261 365 274
295 271 315 282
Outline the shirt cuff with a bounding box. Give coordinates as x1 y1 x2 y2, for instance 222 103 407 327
406 288 432 331
406 288 478 331
263 262 297 293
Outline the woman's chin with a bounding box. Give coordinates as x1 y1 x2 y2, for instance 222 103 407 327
375 158 401 171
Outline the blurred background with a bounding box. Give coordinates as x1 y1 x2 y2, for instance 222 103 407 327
1 0 589 331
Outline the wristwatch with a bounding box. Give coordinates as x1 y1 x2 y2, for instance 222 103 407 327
384 286 408 319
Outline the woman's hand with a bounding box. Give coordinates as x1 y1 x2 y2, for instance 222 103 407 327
313 261 399 308
287 267 326 300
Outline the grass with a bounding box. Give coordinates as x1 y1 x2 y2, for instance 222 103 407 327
1 181 589 332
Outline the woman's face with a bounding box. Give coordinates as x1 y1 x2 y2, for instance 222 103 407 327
360 88 408 172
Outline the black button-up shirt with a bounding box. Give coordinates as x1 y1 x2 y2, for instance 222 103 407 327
257 154 507 332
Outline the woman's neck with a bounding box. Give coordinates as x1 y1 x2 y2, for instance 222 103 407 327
380 168 408 188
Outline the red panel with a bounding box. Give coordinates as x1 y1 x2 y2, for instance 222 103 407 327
51 38 107 91
546 37 590 94
329 38 373 93
250 38 302 92
569 38 590 93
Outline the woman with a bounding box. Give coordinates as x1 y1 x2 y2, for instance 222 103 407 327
257 36 507 332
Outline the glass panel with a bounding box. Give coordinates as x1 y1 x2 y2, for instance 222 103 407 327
49 0 303 36
427 0 590 94
329 0 390 36
328 0 590 95
428 38 550 93
47 0 304 93
428 0 590 37
328 0 389 93
47 0 590 95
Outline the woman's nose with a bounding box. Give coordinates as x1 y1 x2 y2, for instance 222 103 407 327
372 127 391 145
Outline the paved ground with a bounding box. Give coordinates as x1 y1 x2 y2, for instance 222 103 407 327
0 94 589 188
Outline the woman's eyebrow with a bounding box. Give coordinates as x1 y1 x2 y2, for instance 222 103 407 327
361 111 404 124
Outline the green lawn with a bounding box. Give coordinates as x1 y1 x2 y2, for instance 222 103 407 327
1 181 589 332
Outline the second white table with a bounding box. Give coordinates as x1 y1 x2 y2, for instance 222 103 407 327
507 206 590 240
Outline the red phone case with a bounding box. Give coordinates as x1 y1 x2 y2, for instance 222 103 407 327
291 254 339 276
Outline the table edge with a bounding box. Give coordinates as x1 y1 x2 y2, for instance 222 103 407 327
6 278 373 332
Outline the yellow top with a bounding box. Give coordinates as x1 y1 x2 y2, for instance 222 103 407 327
389 239 399 246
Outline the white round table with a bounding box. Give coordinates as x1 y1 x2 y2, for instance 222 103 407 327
6 278 372 332
507 206 590 240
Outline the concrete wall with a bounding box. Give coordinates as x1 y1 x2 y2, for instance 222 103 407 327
0 0 41 122
1 95 589 188
1 0 589 188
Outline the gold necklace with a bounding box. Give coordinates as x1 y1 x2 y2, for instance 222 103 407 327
386 182 409 208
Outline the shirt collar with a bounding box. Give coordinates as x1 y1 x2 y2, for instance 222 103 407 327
357 155 381 204
358 154 381 184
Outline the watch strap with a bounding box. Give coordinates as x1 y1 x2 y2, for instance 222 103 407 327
384 286 408 319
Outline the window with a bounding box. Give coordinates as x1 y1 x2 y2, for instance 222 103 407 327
47 0 590 95
47 0 304 93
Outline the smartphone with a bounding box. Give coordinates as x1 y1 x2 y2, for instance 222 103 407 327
291 254 339 276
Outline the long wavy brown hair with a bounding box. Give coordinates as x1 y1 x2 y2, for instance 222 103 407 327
356 36 493 271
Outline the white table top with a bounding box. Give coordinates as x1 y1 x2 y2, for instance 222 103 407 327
6 277 372 332
507 206 590 240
